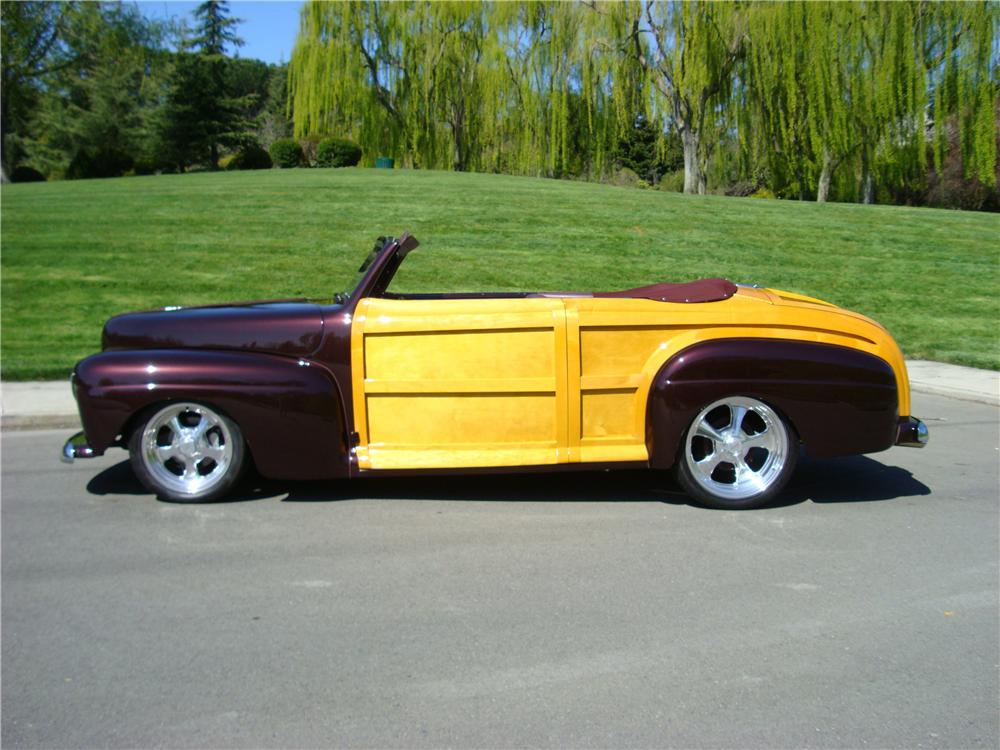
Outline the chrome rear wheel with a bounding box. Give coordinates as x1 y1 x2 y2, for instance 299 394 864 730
677 396 796 509
130 402 246 502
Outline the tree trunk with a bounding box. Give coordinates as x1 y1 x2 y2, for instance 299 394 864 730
451 110 465 172
817 150 833 203
859 148 874 204
681 127 701 195
209 142 219 171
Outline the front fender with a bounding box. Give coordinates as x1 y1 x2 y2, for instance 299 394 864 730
73 349 349 480
646 339 899 468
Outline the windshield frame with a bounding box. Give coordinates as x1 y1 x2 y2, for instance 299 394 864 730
340 234 419 305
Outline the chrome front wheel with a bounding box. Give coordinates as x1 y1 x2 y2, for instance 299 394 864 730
129 402 246 503
676 396 796 509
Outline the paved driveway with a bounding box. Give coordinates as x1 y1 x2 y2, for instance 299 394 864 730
2 392 997 748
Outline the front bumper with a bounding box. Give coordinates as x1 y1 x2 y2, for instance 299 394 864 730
895 416 929 448
61 431 98 463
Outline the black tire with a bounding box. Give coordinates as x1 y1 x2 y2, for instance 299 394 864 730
674 395 797 510
128 402 247 503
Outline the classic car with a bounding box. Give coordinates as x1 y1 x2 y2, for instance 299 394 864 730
61 233 928 509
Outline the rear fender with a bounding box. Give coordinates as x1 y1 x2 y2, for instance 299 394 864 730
73 349 349 480
646 339 899 468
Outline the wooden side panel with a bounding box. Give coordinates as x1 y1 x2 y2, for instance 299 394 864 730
352 298 568 470
350 290 908 472
575 321 664 463
564 290 908 465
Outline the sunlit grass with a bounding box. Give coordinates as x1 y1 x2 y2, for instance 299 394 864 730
2 167 998 379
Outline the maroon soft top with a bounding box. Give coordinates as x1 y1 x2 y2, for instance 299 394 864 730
594 278 738 303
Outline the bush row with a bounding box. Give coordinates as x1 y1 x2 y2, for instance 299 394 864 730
225 136 364 171
219 136 364 172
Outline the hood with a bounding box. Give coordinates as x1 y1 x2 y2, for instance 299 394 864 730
102 300 327 358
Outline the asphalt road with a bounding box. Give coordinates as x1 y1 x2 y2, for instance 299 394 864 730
2 392 997 749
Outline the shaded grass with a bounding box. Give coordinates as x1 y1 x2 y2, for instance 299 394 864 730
2 168 998 379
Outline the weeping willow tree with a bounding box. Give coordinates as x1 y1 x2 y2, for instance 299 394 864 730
288 0 637 176
289 0 995 205
607 0 750 194
743 1 997 203
925 1 998 189
288 2 409 165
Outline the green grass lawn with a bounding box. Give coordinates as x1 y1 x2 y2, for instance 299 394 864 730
2 168 998 380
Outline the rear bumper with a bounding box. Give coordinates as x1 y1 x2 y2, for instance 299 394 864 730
895 416 929 448
60 431 99 463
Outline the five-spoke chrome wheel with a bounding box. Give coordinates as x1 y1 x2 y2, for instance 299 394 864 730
129 402 246 502
676 396 796 509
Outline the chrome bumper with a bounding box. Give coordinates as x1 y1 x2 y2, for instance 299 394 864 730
895 417 929 448
61 431 97 463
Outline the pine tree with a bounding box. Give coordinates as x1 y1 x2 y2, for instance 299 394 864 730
160 0 250 170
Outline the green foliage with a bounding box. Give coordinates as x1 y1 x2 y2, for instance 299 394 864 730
0 1 76 178
316 138 362 168
742 1 996 203
9 3 168 180
1 0 996 209
613 114 679 184
287 0 996 207
66 147 133 180
608 167 641 188
256 63 294 147
750 187 776 200
658 170 684 193
269 138 304 168
225 57 270 120
289 2 636 177
132 159 159 176
159 0 253 170
226 142 271 170
193 0 243 56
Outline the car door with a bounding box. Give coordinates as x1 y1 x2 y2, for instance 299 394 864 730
350 296 571 470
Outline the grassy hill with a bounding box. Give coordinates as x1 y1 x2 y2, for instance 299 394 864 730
2 168 998 380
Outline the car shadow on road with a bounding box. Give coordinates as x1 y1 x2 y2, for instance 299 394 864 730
86 453 930 508
775 454 931 507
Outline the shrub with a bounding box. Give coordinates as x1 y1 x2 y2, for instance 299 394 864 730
66 148 133 180
608 166 640 188
724 181 758 197
227 143 272 170
657 169 684 192
11 166 45 183
750 187 776 199
218 154 236 171
316 138 362 168
132 159 160 176
269 138 304 168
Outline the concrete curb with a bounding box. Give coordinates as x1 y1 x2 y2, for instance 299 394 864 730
2 414 81 431
2 359 997 432
904 360 999 407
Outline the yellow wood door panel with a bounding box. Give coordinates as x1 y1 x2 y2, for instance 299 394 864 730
352 297 569 470
562 292 908 464
351 290 906 471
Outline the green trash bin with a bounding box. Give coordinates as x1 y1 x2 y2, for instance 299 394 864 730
375 156 394 169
